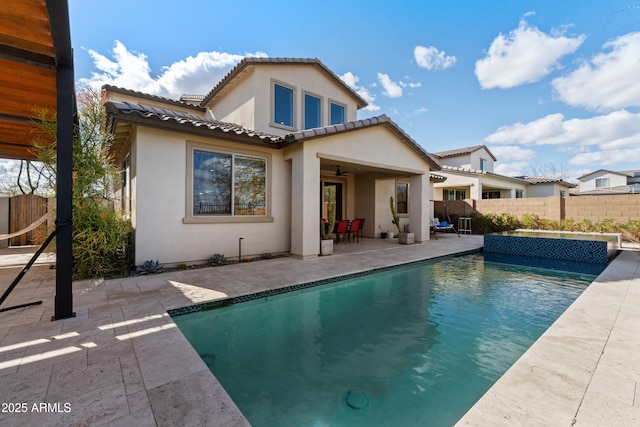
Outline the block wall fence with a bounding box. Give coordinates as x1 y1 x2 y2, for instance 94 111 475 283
435 194 640 223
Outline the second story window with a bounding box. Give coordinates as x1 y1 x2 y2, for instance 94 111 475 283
480 158 487 171
304 93 321 129
595 178 609 188
330 102 345 125
274 83 294 127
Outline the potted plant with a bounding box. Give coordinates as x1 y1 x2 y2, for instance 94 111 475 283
378 225 388 239
390 196 414 244
320 202 336 255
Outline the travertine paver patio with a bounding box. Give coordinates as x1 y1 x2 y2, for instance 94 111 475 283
0 235 638 426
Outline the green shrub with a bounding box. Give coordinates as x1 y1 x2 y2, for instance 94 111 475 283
469 211 639 243
72 199 132 279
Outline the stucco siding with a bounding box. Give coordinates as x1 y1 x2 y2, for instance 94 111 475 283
132 127 291 265
211 65 359 136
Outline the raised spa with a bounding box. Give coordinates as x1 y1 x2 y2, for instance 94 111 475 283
484 229 620 274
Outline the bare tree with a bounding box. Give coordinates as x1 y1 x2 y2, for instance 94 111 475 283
524 161 574 180
0 159 53 196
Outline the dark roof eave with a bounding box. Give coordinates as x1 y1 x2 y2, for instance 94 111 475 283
103 85 206 112
104 103 282 148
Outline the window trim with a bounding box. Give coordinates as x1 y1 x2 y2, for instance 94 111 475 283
303 91 323 130
184 141 273 224
595 177 609 188
271 79 296 131
329 99 346 125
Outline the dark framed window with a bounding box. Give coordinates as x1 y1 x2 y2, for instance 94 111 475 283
330 102 345 125
274 83 294 127
193 150 266 216
443 189 466 200
396 182 409 214
304 93 321 129
480 158 487 171
595 178 609 188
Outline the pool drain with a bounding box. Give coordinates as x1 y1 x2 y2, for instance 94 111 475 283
201 353 216 367
344 389 369 410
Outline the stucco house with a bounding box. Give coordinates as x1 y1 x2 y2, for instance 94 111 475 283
431 145 574 199
576 169 640 195
103 57 441 265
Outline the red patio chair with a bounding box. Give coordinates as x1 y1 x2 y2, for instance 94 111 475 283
334 220 349 243
356 218 365 241
347 219 361 243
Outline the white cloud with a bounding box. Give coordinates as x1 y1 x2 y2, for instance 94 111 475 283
414 45 457 70
568 147 640 166
552 32 640 111
377 73 403 98
495 161 529 177
410 107 429 116
489 145 536 161
475 19 585 89
485 110 640 167
339 72 381 111
485 110 640 148
79 40 267 98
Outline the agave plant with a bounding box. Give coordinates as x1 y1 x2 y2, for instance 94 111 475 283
209 253 227 266
141 260 161 274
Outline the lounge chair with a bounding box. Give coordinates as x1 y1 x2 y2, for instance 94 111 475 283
430 218 460 239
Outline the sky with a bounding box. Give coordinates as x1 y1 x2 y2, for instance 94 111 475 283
64 0 640 182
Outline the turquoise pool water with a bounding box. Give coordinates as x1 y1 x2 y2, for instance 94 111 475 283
173 255 594 426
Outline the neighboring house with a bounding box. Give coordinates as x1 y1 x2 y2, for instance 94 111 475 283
431 144 575 199
516 176 575 197
103 57 441 265
432 145 526 199
576 169 640 195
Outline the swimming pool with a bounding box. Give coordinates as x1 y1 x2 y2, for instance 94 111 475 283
172 255 594 426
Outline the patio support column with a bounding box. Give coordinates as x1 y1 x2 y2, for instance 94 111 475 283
471 181 482 199
410 174 430 242
289 148 320 258
49 0 75 320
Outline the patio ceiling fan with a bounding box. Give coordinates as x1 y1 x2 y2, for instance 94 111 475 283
335 166 349 176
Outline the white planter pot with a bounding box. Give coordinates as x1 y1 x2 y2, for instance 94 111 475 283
388 232 395 239
320 239 334 256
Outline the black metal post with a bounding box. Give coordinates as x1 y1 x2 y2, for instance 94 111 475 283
49 0 75 320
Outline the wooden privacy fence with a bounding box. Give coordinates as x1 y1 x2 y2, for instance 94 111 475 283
9 194 49 246
435 194 640 224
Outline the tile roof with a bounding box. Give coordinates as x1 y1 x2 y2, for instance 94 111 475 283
439 165 528 184
516 176 576 187
574 184 640 195
104 101 281 145
200 57 368 109
282 114 441 170
102 85 206 112
432 144 497 161
576 168 640 181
